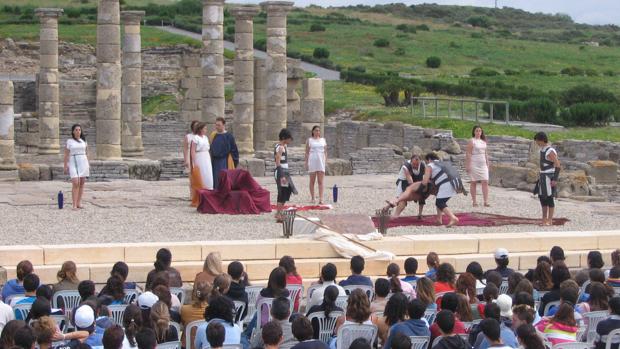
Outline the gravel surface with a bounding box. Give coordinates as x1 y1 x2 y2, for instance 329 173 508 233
0 174 618 245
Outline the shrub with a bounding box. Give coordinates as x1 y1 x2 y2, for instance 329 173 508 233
426 56 441 68
394 48 406 56
373 38 390 47
351 65 366 73
470 67 500 77
449 41 461 48
585 69 599 77
530 69 557 76
310 23 326 32
466 16 492 28
560 66 585 76
376 79 403 107
416 24 430 31
19 7 34 20
287 50 301 59
560 103 616 126
395 33 410 39
313 47 330 59
504 69 520 76
65 7 82 18
395 23 408 31
254 38 266 51
470 32 484 39
511 98 559 124
604 70 616 77
561 85 617 106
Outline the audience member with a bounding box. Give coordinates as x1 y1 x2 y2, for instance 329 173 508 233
103 325 125 349
182 280 210 328
456 273 478 304
31 316 57 349
606 249 620 279
479 319 514 349
472 303 518 349
376 293 408 344
608 266 620 287
348 338 371 349
135 328 157 349
78 280 97 303
307 264 345 309
109 261 137 290
206 322 225 349
477 283 499 317
426 252 440 281
13 325 35 349
0 319 27 349
538 261 571 316
194 251 223 287
72 303 104 348
485 248 514 279
333 289 377 337
466 262 486 291
386 263 416 299
531 261 553 292
252 267 292 331
262 321 284 349
99 276 126 306
280 256 303 311
435 264 457 305
12 274 40 316
415 277 437 312
575 251 605 286
550 246 565 264
251 297 297 349
594 296 620 349
149 301 178 344
402 257 419 282
145 248 182 290
455 293 474 322
535 300 578 345
0 296 14 333
290 316 329 349
384 299 430 349
433 310 470 349
577 281 610 314
152 285 181 323
495 294 513 326
24 297 51 323
511 305 535 331
390 333 412 349
370 279 390 313
2 261 33 302
227 261 249 321
122 304 143 349
431 293 466 344
506 273 524 296
524 256 551 285
339 256 373 288
515 324 545 349
52 261 80 294
546 279 583 325
306 286 343 339
513 292 540 325
195 296 241 349
485 272 502 290
511 279 534 302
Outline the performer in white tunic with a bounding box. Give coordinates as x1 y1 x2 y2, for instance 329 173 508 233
183 120 199 199
466 125 490 207
190 122 214 207
63 124 90 210
533 132 561 226
304 126 328 204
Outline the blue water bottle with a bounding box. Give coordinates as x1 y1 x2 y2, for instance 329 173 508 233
332 184 338 203
58 191 64 209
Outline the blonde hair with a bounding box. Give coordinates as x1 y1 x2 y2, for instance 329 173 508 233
210 274 232 300
203 252 223 276
31 316 56 345
57 261 79 283
415 277 435 307
150 301 171 343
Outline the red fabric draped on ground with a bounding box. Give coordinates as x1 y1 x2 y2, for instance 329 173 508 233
269 204 333 211
372 212 569 228
197 169 271 214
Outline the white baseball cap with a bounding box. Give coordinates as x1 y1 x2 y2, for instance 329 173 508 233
494 248 509 260
495 294 513 318
73 305 95 329
138 291 159 309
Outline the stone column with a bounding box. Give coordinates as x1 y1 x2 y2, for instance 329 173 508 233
260 1 293 148
253 58 267 151
231 5 260 155
0 81 18 180
301 77 325 137
96 0 122 160
121 11 145 158
202 0 225 130
287 58 303 144
35 8 63 155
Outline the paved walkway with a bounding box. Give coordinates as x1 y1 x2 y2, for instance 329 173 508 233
156 26 341 81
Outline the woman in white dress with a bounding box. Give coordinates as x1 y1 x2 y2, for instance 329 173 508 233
190 122 214 207
183 120 199 199
466 125 490 207
304 125 327 204
63 124 90 210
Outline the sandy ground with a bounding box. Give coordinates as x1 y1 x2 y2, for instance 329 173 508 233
0 174 618 245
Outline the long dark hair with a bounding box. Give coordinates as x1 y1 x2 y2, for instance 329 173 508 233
154 248 172 272
384 293 408 326
320 285 339 317
587 282 610 311
266 267 287 297
311 125 320 137
387 263 402 293
551 302 577 327
71 124 86 142
472 125 486 141
279 255 299 277
517 324 545 349
123 304 143 347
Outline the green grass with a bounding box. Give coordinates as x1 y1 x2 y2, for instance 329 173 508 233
0 0 177 6
142 94 178 116
325 80 620 142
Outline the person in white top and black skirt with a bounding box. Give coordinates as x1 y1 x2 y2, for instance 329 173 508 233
533 132 561 226
275 129 297 222
63 124 90 210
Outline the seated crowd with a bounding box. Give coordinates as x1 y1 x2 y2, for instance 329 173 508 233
0 247 619 349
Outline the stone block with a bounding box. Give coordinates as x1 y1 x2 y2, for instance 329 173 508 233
597 231 620 250
404 234 479 255
475 233 542 253
453 254 496 273
97 1 121 25
39 41 58 56
363 237 415 256
128 161 160 181
6 264 89 285
0 246 44 266
97 44 121 63
201 240 276 261
275 240 340 259
124 242 202 263
38 164 51 180
586 160 618 184
43 244 125 264
97 63 122 90
537 231 599 251
489 163 529 188
301 99 324 123
238 157 265 177
96 120 121 144
18 164 40 181
96 144 122 160
326 158 352 176
39 54 59 69
302 78 324 100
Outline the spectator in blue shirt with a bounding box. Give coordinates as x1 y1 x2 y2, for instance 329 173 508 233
13 274 40 319
338 256 373 288
426 252 440 281
2 260 33 303
402 258 419 283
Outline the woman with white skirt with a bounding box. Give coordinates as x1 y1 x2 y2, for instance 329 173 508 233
183 120 199 200
304 126 327 204
190 122 214 207
63 124 90 210
466 125 490 207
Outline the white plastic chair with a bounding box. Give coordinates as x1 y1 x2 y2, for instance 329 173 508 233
613 287 620 297
584 311 610 343
108 304 128 327
431 336 443 348
551 342 592 349
334 295 349 311
222 345 243 349
410 336 430 349
307 284 322 300
578 281 591 304
50 314 68 333
6 293 25 305
253 298 274 340
156 341 181 349
170 287 186 305
335 323 378 349
245 286 262 324
233 300 246 327
52 290 82 310
307 310 344 343
286 284 304 311
170 322 182 337
576 325 587 342
604 328 620 349
343 285 375 301
13 303 31 321
124 289 140 304
184 320 206 349
544 300 561 316
499 281 509 295
424 309 437 324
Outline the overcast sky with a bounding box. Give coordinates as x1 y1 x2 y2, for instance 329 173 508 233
233 0 620 26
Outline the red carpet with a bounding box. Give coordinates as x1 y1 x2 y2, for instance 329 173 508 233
372 212 569 228
271 204 333 211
